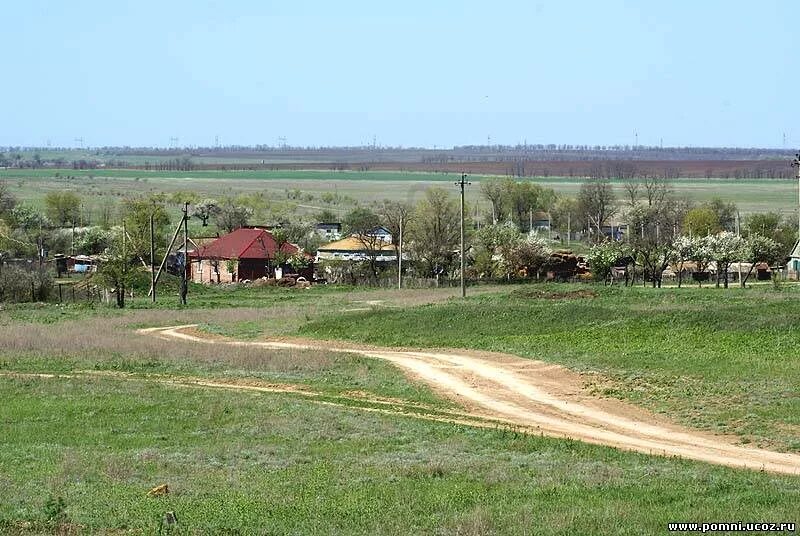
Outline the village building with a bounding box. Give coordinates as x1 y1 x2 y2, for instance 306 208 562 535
787 240 800 278
314 222 342 241
531 211 551 232
315 236 398 263
188 227 309 283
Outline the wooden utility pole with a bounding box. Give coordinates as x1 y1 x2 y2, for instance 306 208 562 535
150 213 156 303
149 218 184 297
456 173 470 298
397 216 403 290
567 212 571 247
122 220 126 304
793 153 800 239
180 202 188 305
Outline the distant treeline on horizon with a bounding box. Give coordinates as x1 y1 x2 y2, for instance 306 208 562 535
1 144 796 162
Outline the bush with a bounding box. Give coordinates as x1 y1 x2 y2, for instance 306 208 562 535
0 266 54 303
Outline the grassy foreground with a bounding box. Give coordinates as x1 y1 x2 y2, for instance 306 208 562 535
1 372 798 535
1 283 799 534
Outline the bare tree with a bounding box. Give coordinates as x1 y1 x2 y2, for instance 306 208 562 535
408 188 461 277
622 177 640 208
214 199 253 233
343 207 385 281
378 200 412 248
479 178 505 224
577 179 617 240
642 176 672 208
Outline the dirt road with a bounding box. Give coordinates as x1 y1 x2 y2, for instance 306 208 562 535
140 325 800 476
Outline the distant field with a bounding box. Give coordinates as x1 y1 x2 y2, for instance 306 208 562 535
2 168 798 219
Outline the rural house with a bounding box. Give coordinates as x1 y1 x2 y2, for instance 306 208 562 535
787 240 800 278
531 211 551 232
189 227 310 283
315 236 398 263
314 222 342 241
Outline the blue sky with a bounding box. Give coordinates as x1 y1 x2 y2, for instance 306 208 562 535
1 0 796 148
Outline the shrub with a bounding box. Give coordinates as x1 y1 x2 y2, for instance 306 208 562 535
0 266 54 303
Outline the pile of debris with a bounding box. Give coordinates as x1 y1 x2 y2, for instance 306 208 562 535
545 250 588 281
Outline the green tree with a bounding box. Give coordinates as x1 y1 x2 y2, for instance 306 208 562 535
95 241 138 308
745 212 795 257
315 209 339 222
706 198 737 232
683 207 720 236
342 207 381 236
44 191 81 227
471 222 522 278
120 198 170 264
549 196 578 237
480 177 506 224
627 198 684 287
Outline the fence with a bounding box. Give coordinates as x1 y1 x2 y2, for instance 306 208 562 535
54 282 110 304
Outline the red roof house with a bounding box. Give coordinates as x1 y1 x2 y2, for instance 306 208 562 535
189 227 309 283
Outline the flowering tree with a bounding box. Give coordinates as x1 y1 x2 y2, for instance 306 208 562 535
471 222 521 278
671 235 694 288
501 234 552 279
587 241 628 283
688 236 712 287
706 232 746 288
740 234 782 287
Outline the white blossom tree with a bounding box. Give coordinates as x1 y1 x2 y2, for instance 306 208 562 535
707 232 746 288
740 234 782 287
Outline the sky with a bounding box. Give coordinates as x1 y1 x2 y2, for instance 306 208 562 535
1 0 797 149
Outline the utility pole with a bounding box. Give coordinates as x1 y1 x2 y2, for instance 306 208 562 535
180 203 188 305
122 220 126 307
529 207 533 233
567 213 571 247
456 172 470 298
397 216 403 290
793 153 800 240
150 213 156 303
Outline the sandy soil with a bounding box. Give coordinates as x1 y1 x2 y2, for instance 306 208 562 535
139 325 800 476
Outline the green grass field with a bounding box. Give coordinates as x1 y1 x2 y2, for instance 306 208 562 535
2 168 798 220
1 282 799 533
